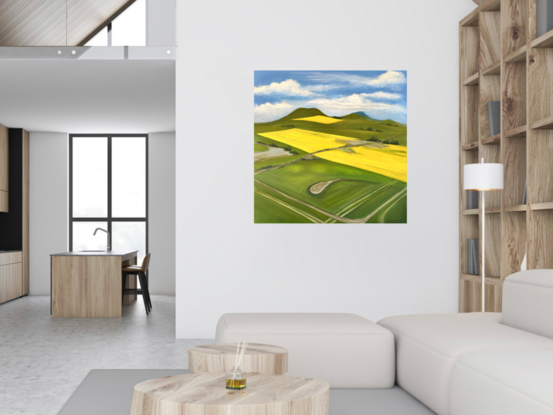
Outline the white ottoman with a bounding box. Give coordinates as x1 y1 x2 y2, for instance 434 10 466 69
215 313 395 388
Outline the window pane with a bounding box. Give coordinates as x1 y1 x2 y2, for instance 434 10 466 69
112 222 146 263
85 27 108 46
112 0 146 46
73 137 107 217
73 222 109 252
112 137 146 217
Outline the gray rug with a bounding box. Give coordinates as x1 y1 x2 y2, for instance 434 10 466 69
57 369 435 415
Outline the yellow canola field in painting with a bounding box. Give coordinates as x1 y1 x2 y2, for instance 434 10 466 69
257 129 407 182
293 115 343 124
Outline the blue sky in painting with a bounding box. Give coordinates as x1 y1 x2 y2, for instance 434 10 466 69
254 70 407 124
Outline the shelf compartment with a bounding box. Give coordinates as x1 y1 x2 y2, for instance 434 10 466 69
502 62 527 133
501 209 526 279
503 134 526 207
502 0 527 57
482 134 500 145
482 61 501 75
463 141 479 151
504 125 526 138
504 204 527 212
480 12 501 72
461 0 501 27
528 131 553 204
464 209 479 216
531 30 553 49
531 116 553 130
531 202 553 211
528 210 553 269
505 45 527 63
463 72 480 86
461 27 480 82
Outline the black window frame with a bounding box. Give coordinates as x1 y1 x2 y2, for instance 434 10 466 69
68 134 149 257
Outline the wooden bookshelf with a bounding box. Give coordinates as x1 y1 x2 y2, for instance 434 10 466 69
459 0 544 313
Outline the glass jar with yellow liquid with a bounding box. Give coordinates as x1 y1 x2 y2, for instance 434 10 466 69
226 367 246 390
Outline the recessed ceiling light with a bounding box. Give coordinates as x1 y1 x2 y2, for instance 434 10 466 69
72 50 76 55
57 50 62 55
167 50 171 55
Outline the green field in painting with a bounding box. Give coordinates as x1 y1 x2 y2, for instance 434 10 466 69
254 108 407 224
254 143 269 152
256 159 396 215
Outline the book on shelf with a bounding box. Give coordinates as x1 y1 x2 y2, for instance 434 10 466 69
467 190 478 210
537 0 553 38
487 102 500 136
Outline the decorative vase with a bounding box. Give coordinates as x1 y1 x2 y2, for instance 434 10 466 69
226 366 246 390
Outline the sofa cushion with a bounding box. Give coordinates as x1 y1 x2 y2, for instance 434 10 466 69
378 313 553 415
216 313 395 388
450 350 553 415
503 270 553 340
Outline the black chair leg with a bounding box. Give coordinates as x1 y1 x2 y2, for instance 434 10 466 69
137 272 149 315
122 273 128 305
141 272 153 310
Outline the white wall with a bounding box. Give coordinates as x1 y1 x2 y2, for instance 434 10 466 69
175 0 476 338
149 132 176 295
29 132 176 296
29 132 68 295
147 0 175 46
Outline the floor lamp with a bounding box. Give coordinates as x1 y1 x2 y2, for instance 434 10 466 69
464 158 504 312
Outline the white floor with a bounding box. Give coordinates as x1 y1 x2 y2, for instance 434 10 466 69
0 295 211 415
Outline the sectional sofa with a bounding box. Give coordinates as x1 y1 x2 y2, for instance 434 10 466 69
379 269 553 415
216 270 553 415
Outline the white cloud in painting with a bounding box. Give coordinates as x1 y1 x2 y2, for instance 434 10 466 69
362 91 402 100
254 79 317 97
307 93 406 116
306 71 406 88
254 101 295 123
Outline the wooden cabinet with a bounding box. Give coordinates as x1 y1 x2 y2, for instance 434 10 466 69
0 260 23 304
0 128 30 302
0 124 8 213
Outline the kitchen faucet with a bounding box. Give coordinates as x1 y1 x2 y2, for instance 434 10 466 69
93 228 111 252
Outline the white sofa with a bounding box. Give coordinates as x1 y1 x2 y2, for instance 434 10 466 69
379 270 553 415
215 313 395 388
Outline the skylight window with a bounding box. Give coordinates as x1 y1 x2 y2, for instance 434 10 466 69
85 0 146 47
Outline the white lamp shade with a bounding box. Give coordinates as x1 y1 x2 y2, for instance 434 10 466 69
464 163 504 191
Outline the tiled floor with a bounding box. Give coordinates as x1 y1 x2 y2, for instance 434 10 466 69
0 295 210 415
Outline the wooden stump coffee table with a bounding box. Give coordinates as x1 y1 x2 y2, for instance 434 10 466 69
188 343 288 374
130 372 329 415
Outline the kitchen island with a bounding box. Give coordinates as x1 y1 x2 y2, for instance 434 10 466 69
50 251 138 318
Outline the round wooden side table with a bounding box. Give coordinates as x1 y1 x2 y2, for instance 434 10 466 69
130 372 329 415
188 343 288 374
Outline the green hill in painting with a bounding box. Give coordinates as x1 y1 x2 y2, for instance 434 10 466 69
255 108 407 146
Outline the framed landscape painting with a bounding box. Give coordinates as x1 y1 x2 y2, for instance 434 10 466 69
254 70 407 224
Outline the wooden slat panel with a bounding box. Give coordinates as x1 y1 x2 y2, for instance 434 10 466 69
0 190 7 213
0 124 8 192
67 0 136 46
22 249 29 295
0 0 66 46
0 263 23 304
0 252 22 266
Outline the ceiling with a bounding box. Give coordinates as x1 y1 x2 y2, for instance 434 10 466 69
0 0 135 46
0 60 175 133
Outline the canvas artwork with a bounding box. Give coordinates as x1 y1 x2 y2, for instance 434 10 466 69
254 70 407 224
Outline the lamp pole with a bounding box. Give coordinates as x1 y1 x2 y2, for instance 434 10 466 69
481 159 486 312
